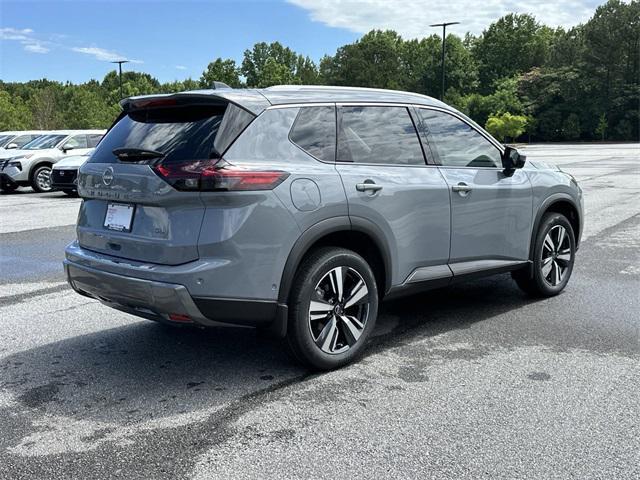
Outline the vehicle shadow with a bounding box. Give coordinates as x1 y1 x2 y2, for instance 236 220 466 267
0 274 540 429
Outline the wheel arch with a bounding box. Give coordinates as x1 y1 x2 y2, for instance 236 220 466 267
277 216 392 306
28 158 55 180
530 194 582 261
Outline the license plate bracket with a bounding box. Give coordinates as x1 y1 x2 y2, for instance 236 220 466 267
104 203 135 232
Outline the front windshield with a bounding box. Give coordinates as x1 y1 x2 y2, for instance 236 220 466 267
22 134 67 150
0 135 14 147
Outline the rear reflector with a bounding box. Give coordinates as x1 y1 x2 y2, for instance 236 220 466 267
169 313 192 323
153 159 289 192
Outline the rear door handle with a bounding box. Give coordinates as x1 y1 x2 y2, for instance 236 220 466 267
356 182 383 193
451 182 472 193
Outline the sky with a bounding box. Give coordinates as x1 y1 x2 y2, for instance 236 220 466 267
0 0 605 84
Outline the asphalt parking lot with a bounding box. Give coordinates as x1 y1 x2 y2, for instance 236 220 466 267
0 143 638 479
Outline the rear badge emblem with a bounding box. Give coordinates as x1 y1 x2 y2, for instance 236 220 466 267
102 167 114 186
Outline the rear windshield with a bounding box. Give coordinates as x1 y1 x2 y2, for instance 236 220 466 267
23 134 67 150
89 103 254 165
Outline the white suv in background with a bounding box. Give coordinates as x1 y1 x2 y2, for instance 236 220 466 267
0 130 105 193
0 131 48 150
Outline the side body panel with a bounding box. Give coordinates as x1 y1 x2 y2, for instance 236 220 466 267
438 167 533 262
214 106 347 300
337 163 451 285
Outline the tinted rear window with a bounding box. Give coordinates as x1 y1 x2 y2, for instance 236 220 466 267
337 106 424 165
89 104 253 165
289 106 336 162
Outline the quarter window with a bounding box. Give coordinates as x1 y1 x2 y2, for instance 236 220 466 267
337 106 424 165
289 106 336 162
64 135 88 149
418 109 502 168
88 134 103 148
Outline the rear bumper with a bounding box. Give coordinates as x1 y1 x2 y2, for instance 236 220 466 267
64 258 286 330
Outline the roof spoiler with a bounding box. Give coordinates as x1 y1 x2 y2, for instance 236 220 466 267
119 93 230 112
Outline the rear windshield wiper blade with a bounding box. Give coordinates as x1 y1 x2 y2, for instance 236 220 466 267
112 148 166 162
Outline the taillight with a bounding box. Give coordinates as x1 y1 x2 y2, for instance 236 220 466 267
152 159 289 192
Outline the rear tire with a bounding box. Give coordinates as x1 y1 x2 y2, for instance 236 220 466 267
286 247 378 371
513 212 576 297
30 165 53 193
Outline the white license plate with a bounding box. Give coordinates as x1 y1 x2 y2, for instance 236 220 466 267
104 203 135 232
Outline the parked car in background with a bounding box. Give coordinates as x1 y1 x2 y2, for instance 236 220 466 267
64 86 583 370
0 131 48 150
51 149 94 195
0 130 105 193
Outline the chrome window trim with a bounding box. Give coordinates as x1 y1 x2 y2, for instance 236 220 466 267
267 102 504 169
414 105 505 169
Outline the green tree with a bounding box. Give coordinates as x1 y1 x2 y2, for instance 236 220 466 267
260 57 294 87
473 13 553 92
199 58 242 88
580 0 640 140
30 86 63 129
595 114 608 140
319 30 404 89
562 113 582 140
485 112 528 142
242 41 317 87
459 76 524 127
0 90 32 130
64 87 118 129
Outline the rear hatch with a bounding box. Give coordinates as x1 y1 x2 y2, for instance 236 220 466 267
76 95 256 265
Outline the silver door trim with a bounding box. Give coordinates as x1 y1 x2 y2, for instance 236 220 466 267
449 259 529 276
405 264 453 283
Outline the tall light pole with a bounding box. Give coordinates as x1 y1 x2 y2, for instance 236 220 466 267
430 21 460 100
111 60 129 99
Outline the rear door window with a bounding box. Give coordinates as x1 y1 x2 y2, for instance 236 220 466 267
289 106 336 162
88 134 103 147
337 106 425 165
89 103 253 165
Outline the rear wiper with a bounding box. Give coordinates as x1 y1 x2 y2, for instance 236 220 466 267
112 148 166 162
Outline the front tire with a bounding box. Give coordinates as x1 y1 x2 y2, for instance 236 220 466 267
286 247 378 371
30 165 53 193
513 212 576 297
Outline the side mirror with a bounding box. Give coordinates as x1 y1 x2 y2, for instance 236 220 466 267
6 143 18 150
502 146 526 173
62 145 75 153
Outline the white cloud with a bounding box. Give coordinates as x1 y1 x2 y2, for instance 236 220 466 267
0 27 33 41
23 41 50 54
175 65 187 70
71 46 143 64
0 27 50 53
287 0 598 37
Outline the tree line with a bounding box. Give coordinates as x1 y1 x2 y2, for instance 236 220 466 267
1 0 637 142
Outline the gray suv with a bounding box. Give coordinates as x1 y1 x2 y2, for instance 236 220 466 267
64 86 583 370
